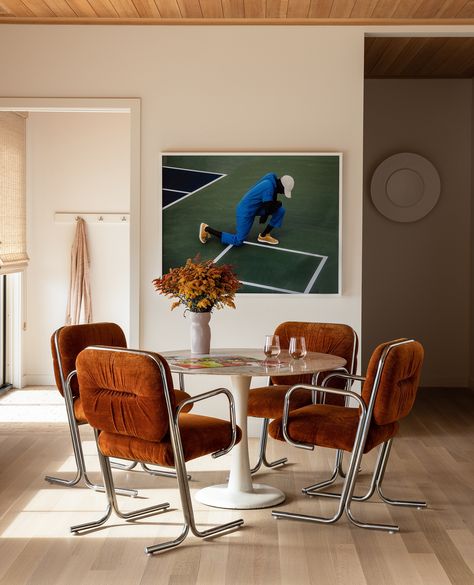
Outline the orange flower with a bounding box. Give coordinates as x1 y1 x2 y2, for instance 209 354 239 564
153 257 241 313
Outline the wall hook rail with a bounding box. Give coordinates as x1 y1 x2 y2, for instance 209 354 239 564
54 213 130 224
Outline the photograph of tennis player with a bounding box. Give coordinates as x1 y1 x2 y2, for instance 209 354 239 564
161 153 341 294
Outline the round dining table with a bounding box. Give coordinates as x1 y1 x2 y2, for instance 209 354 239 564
162 348 346 510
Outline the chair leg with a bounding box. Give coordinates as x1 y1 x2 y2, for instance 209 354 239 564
110 459 191 480
302 449 345 495
145 424 244 555
71 435 170 534
343 439 424 532
273 433 365 526
307 440 427 512
44 403 89 487
273 417 396 531
304 446 382 501
110 460 138 471
250 418 287 474
141 462 191 480
45 407 138 498
375 439 427 509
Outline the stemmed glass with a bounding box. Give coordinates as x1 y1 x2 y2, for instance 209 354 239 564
264 335 281 365
289 336 307 360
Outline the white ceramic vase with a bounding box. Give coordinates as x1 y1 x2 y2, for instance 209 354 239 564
188 311 211 354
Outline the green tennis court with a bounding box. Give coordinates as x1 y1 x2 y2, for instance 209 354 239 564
162 154 341 294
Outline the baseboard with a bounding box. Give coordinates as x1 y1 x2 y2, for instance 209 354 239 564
23 374 55 387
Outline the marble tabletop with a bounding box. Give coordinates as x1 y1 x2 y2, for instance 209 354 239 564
161 348 346 377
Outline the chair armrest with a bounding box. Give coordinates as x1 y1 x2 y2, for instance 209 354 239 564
321 372 366 387
282 383 367 451
62 370 79 421
311 366 350 404
175 387 238 459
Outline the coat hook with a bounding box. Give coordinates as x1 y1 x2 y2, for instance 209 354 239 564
98 215 104 221
121 216 127 222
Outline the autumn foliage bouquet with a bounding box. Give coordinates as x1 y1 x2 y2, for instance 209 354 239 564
153 257 241 313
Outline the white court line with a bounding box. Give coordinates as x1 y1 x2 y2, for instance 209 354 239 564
212 240 328 294
163 165 225 176
164 188 189 194
163 171 226 210
243 240 326 258
213 245 233 264
304 255 328 294
241 281 301 294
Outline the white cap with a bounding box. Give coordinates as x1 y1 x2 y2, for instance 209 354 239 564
281 175 295 198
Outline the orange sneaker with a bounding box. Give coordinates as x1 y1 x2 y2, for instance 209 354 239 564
199 223 210 244
258 233 279 245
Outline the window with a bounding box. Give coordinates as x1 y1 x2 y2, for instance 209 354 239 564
0 112 28 274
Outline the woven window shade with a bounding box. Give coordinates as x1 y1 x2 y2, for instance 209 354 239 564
0 112 29 274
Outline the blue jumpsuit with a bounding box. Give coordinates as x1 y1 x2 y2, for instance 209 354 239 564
221 173 286 246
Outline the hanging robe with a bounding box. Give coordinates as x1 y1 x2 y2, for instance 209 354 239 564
65 217 92 325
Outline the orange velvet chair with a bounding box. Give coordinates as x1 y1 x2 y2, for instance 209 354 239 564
270 338 426 532
70 346 243 554
45 322 191 493
248 322 358 478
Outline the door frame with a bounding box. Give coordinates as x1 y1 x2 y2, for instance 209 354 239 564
0 98 141 386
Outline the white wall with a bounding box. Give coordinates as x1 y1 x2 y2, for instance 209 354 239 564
0 25 365 429
363 79 472 387
24 112 131 385
2 25 472 427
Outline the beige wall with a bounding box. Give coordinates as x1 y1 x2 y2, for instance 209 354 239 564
363 79 472 386
1 25 473 421
0 25 366 426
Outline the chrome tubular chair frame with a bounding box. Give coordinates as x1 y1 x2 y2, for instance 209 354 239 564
250 379 288 474
45 330 137 497
272 339 426 533
71 347 243 554
251 327 358 476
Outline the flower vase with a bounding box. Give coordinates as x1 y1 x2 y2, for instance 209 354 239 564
188 311 211 354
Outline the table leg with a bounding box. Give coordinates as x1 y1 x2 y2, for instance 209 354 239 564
195 374 285 509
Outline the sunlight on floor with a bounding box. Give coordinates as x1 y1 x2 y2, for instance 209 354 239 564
0 387 67 423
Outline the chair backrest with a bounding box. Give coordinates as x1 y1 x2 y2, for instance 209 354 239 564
51 322 127 398
76 347 176 443
272 321 358 386
362 338 424 426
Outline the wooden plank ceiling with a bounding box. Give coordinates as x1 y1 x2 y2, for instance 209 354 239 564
0 0 474 24
1 1 472 78
365 37 474 78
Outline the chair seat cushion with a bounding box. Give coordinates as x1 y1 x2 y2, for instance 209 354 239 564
248 385 313 419
268 404 399 453
98 413 241 467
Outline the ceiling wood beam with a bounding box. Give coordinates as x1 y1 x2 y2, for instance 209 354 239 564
0 15 473 23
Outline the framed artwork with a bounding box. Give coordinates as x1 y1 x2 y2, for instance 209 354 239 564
161 153 342 294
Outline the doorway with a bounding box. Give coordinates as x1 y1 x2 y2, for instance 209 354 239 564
0 98 140 397
362 36 474 389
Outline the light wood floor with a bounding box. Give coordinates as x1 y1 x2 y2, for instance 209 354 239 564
0 387 473 585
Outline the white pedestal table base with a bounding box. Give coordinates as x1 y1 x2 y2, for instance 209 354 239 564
195 483 285 510
195 373 286 510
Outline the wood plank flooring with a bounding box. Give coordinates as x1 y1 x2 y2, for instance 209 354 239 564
0 387 473 585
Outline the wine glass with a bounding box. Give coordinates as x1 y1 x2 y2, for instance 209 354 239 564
264 335 281 360
289 336 307 360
